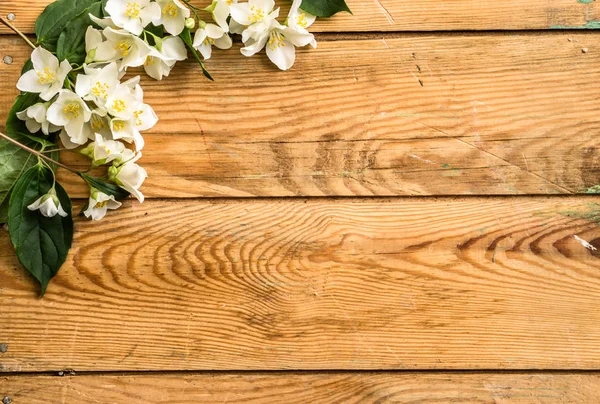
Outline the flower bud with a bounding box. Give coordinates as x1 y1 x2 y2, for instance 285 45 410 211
89 187 100 201
79 143 94 159
185 18 196 29
108 165 120 182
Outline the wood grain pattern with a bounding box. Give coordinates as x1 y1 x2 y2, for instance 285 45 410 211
2 0 600 34
0 197 599 371
2 372 600 403
2 33 600 197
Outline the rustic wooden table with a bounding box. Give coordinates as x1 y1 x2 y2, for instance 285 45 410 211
1 0 600 402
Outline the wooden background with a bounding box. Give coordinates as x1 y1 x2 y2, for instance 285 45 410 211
1 0 600 402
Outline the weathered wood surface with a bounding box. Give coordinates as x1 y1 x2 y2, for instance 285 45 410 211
2 33 599 197
2 0 600 34
2 372 600 403
0 197 599 371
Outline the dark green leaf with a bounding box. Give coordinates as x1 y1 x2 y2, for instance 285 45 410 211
300 0 352 17
145 23 165 40
8 165 73 295
21 59 34 75
6 92 41 137
179 28 214 81
57 2 104 64
35 0 99 51
0 93 45 223
17 132 57 148
79 173 130 200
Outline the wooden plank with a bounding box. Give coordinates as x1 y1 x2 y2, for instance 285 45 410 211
2 33 600 197
2 372 600 403
0 196 599 371
2 0 600 34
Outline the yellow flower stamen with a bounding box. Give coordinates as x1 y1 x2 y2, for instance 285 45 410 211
144 56 155 66
126 2 141 18
95 200 109 208
91 81 110 100
112 100 126 113
162 2 179 20
63 103 81 120
115 40 131 56
133 110 144 127
249 5 265 23
90 115 107 130
37 67 55 85
113 121 126 131
204 37 215 46
296 13 308 29
268 30 286 51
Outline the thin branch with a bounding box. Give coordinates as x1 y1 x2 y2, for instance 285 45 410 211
0 15 36 49
0 131 80 175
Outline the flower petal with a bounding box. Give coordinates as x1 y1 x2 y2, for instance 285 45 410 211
16 70 47 94
266 38 296 70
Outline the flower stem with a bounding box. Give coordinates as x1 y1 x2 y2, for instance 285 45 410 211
0 131 80 175
0 15 36 50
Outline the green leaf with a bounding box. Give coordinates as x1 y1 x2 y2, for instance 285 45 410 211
16 132 56 149
179 28 214 81
8 165 73 295
21 58 34 75
300 0 352 17
6 92 41 136
57 2 104 64
145 23 165 40
35 0 100 51
0 93 45 223
80 173 130 200
101 0 109 15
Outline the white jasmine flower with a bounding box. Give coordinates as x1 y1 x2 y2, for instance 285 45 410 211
47 90 92 146
105 0 161 35
143 35 187 80
287 0 316 34
84 189 122 220
85 26 105 64
110 117 145 150
204 0 238 32
85 109 113 140
94 27 152 70
27 189 68 218
231 0 278 42
109 153 147 202
105 83 141 119
16 47 72 101
81 133 128 166
127 84 158 132
16 102 60 135
133 102 159 131
75 62 120 107
264 23 315 70
240 6 315 71
192 23 232 59
154 0 190 36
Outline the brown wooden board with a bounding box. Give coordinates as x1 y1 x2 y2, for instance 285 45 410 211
2 0 600 34
2 372 600 403
0 197 599 371
1 34 600 197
